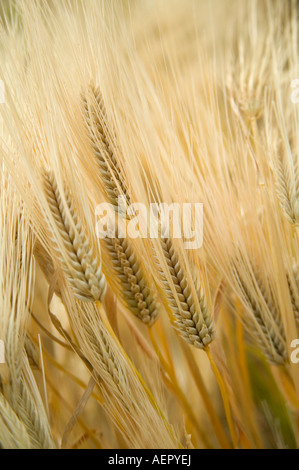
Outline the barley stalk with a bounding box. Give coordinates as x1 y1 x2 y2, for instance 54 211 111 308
0 183 55 449
274 153 299 224
0 392 32 449
287 263 299 331
43 171 106 302
33 238 62 299
82 85 132 216
13 372 54 449
63 297 179 449
232 263 287 364
103 229 159 325
157 236 215 348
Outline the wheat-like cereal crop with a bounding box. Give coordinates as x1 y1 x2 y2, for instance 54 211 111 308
157 235 215 348
43 171 107 302
103 230 159 326
82 85 132 216
1 0 299 451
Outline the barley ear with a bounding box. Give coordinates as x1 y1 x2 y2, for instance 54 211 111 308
43 171 106 302
232 263 287 365
103 226 159 326
82 85 132 217
287 263 299 331
157 236 215 348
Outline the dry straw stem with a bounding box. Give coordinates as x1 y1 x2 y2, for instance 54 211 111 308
43 170 107 303
205 346 238 448
147 327 213 448
235 310 264 448
82 85 132 217
179 339 231 449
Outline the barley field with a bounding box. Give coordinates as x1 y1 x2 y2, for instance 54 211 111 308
0 0 299 449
